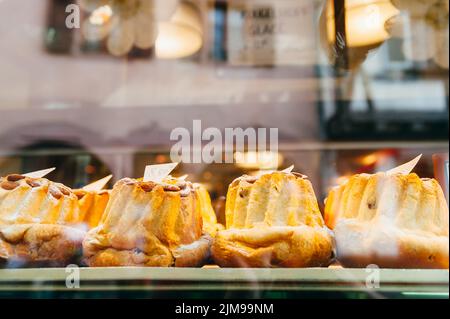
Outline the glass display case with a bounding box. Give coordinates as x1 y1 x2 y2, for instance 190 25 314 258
0 0 448 300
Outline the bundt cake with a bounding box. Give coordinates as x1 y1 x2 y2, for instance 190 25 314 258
211 171 334 268
0 174 85 266
193 183 223 237
75 189 110 229
325 172 449 269
83 176 214 267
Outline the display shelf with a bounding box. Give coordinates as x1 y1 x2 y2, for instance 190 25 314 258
0 267 448 298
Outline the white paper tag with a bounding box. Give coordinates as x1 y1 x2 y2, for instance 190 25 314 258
83 175 113 192
387 154 422 175
23 167 56 178
178 174 189 181
143 163 179 183
282 165 295 174
255 165 295 178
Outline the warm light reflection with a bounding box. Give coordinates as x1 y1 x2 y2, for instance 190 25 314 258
156 2 203 59
234 151 283 170
326 0 399 47
360 153 379 166
334 175 351 186
89 5 113 26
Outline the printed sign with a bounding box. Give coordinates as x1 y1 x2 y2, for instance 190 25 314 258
227 0 318 66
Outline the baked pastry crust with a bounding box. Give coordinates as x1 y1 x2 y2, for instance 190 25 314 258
74 189 110 228
0 174 85 266
325 173 449 269
83 177 213 267
212 172 334 268
193 183 223 237
0 223 85 267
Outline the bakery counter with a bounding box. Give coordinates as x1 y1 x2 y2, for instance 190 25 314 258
0 267 448 299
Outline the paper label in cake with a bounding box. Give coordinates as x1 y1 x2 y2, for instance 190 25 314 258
144 163 179 183
282 165 295 174
387 154 422 175
83 175 113 192
23 167 56 178
178 174 189 181
255 165 295 177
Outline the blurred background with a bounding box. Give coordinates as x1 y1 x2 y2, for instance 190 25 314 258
0 0 448 210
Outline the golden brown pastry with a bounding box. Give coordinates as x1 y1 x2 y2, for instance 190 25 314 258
193 183 223 237
325 172 449 269
83 177 213 267
211 171 334 268
74 189 110 229
0 174 85 266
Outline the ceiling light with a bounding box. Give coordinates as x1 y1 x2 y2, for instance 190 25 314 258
156 2 203 59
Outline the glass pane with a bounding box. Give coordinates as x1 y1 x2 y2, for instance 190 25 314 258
0 0 448 300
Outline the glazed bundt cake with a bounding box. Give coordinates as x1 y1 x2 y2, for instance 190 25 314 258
0 174 85 266
75 189 110 229
325 172 449 269
193 183 223 237
211 171 334 268
83 177 214 267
